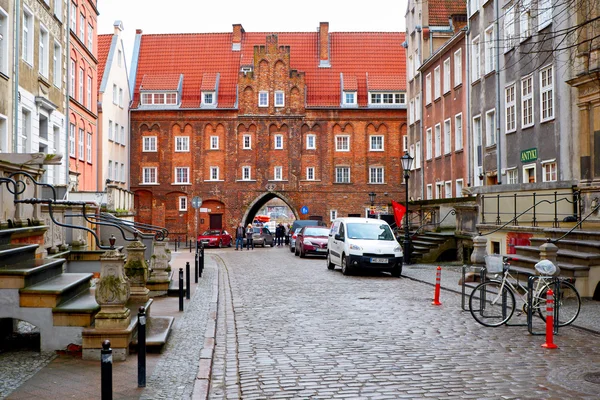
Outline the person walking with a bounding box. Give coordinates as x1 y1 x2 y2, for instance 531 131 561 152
245 224 254 250
235 223 245 250
284 223 290 245
275 223 284 246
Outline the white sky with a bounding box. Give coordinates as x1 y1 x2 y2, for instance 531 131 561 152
98 0 408 65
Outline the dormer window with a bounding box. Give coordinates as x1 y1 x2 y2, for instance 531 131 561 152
202 91 215 105
141 92 178 105
343 91 356 105
369 92 406 105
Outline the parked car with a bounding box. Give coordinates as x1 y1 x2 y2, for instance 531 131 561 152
197 229 232 248
327 217 403 277
243 226 275 247
288 220 327 253
295 226 330 257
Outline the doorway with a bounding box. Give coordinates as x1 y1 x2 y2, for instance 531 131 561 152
210 214 222 229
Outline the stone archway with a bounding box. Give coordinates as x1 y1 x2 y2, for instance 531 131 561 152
242 191 298 227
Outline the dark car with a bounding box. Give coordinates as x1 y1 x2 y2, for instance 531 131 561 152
197 229 232 248
288 220 327 253
295 226 330 257
243 226 275 247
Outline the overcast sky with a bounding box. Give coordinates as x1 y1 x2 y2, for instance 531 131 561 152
98 0 408 65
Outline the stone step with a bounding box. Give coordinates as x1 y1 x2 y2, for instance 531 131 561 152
0 244 39 267
0 257 66 289
509 253 590 277
19 273 94 308
515 245 600 266
531 238 600 254
129 316 175 351
52 290 100 327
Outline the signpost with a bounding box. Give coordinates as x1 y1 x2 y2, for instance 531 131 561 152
192 197 202 246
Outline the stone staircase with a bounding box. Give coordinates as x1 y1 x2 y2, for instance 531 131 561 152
410 231 457 263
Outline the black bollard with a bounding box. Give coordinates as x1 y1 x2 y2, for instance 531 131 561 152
174 238 178 252
186 261 191 300
179 268 184 312
137 306 146 388
101 340 113 400
195 254 199 283
200 243 205 276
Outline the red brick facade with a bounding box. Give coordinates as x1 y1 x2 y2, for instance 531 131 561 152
130 24 407 238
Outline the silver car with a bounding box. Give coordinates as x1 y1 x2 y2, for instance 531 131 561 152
243 227 275 247
289 227 303 253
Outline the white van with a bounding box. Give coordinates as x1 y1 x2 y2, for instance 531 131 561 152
327 217 403 277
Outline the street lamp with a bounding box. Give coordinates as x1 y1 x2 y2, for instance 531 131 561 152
400 152 414 264
368 192 376 217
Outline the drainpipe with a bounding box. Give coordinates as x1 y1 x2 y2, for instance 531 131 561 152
416 25 424 200
12 1 20 152
494 0 502 184
465 13 472 187
65 1 71 191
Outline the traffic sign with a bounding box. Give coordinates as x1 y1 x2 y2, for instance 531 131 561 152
192 196 202 209
301 206 309 215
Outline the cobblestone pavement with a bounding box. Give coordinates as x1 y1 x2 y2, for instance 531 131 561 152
0 351 56 398
209 246 600 399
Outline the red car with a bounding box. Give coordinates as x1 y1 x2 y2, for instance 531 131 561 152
197 229 232 248
294 226 329 257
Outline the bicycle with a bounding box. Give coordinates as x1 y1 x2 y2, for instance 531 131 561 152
468 255 581 328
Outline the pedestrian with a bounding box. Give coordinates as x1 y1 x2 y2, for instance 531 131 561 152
284 224 290 245
275 223 284 246
235 223 245 250
246 223 254 250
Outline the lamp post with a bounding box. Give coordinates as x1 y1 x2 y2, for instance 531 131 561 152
400 152 414 264
368 192 376 218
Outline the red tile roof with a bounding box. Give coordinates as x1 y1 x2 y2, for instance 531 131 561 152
200 73 218 91
97 34 112 93
342 75 358 90
140 74 181 91
132 29 405 109
368 75 404 91
428 0 467 26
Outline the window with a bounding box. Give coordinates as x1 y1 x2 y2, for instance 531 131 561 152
370 136 384 151
210 166 219 181
335 135 350 151
175 167 189 184
369 167 384 184
0 115 6 153
78 128 84 160
53 42 61 87
426 128 432 160
520 5 531 41
415 94 421 121
484 26 494 74
522 75 534 127
87 23 93 49
538 0 552 30
456 179 464 197
114 123 119 144
210 136 219 149
434 66 441 99
542 161 557 182
409 100 415 124
242 166 251 180
274 134 283 149
120 164 125 182
117 49 122 67
335 167 350 183
274 166 283 181
79 13 85 41
505 84 516 132
426 184 433 200
540 65 554 121
471 36 480 81
343 91 356 105
454 49 462 87
69 124 75 156
113 84 117 104
70 2 76 31
258 91 268 107
120 126 125 145
274 91 285 107
306 134 316 149
141 92 178 105
39 26 49 77
455 113 463 150
330 210 337 221
70 59 75 97
22 7 33 64
486 110 496 146
0 8 8 75
86 132 92 162
143 136 157 152
54 0 63 20
469 0 479 15
436 182 443 199
434 124 441 157
179 196 188 211
175 136 189 152
425 73 432 104
408 55 414 80
87 75 92 108
504 6 516 52
523 164 536 183
143 167 157 184
202 92 214 105
415 141 421 169
108 161 112 181
443 58 450 93
306 167 315 180
444 119 451 154
119 88 123 107
445 181 452 198
370 92 406 105
473 116 482 173
506 168 518 184
243 134 251 149
78 67 84 103
403 135 408 152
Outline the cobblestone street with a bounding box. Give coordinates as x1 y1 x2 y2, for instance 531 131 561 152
209 246 600 399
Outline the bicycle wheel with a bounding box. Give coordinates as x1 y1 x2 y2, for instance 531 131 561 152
536 280 581 327
469 280 516 327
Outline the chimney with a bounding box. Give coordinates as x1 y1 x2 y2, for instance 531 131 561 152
450 14 468 32
232 24 245 51
113 20 124 35
318 22 330 68
136 29 143 35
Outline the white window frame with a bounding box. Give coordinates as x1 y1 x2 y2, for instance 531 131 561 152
175 136 189 152
52 42 62 87
69 124 75 157
70 1 76 31
258 91 268 107
403 135 408 152
456 179 464 197
425 73 432 104
117 49 122 67
120 127 125 145
210 136 219 150
274 134 283 149
22 7 33 65
202 91 214 105
119 88 123 107
306 134 316 149
415 141 421 169
538 0 552 30
87 22 93 49
469 0 480 15
454 49 462 87
504 6 516 52
473 115 482 173
370 135 384 151
142 167 157 184
434 124 441 157
471 36 480 82
243 134 251 149
343 91 356 105
86 132 92 163
505 84 516 133
523 163 536 183
274 90 285 107
143 136 157 152
506 167 518 184
445 181 452 199
330 210 337 221
443 58 450 94
210 166 219 181
113 84 118 104
306 167 315 181
0 8 8 75
521 75 534 128
540 65 554 122
484 26 495 74
426 184 433 200
455 113 463 150
69 59 75 97
426 128 433 160
179 196 188 211
408 55 414 80
174 167 190 184
54 0 63 21
369 92 406 105
485 109 496 146
242 166 251 181
114 123 119 144
39 24 49 78
369 166 384 184
274 166 283 181
78 128 84 160
78 67 84 103
434 66 441 99
79 12 85 41
415 93 421 121
87 75 92 108
435 182 444 199
335 135 350 152
444 119 451 154
335 167 351 183
520 7 531 41
542 160 557 182
409 100 415 124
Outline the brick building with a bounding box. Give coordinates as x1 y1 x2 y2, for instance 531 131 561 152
129 23 407 238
